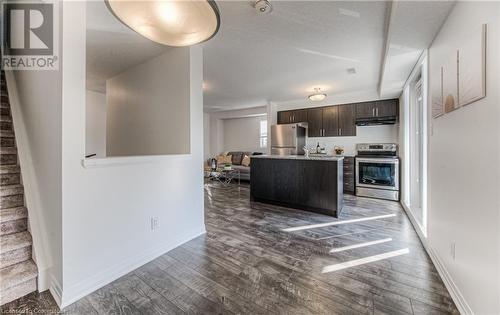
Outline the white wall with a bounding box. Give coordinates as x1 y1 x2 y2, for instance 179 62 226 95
223 115 267 153
273 91 399 155
205 106 267 156
307 125 398 156
203 113 210 160
400 3 500 313
85 90 106 158
106 49 190 156
58 2 205 308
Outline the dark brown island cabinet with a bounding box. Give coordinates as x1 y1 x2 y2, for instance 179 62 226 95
277 98 398 137
343 156 355 194
250 155 344 217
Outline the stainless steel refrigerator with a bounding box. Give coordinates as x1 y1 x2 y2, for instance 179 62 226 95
271 123 307 155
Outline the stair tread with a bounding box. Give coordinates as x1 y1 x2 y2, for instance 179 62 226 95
0 115 12 122
0 231 31 254
0 130 14 138
0 165 20 175
0 260 37 291
0 207 27 223
0 147 16 154
0 184 23 190
0 184 24 197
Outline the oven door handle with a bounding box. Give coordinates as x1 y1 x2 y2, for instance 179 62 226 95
356 157 399 164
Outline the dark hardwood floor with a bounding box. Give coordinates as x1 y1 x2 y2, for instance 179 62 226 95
1 180 458 314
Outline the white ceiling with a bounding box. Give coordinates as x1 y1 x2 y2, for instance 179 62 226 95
86 1 170 93
86 1 455 108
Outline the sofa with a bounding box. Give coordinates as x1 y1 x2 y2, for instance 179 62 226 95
208 151 263 181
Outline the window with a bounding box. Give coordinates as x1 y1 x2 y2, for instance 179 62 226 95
260 120 267 148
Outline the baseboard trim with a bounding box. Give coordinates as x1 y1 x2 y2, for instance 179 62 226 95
37 265 51 292
400 203 473 315
49 274 62 307
59 229 206 309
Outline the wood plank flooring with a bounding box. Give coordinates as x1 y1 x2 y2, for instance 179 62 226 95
0 181 458 314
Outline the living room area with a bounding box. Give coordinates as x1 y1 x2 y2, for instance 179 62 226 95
203 106 268 183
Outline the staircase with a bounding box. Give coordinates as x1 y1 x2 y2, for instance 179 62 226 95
0 72 38 305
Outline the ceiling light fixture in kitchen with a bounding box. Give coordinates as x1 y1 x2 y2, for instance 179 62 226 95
308 88 327 101
105 0 220 47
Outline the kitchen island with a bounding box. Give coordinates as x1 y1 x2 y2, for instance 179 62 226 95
250 155 343 217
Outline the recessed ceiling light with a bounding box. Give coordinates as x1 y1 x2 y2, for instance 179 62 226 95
347 68 356 74
339 8 360 18
308 88 327 102
105 0 220 47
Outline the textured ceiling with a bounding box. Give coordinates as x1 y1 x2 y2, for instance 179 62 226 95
86 1 455 108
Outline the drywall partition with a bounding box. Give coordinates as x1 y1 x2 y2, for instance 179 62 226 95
85 90 106 158
203 113 210 159
5 68 63 293
5 0 65 291
60 2 204 307
425 2 499 313
106 48 190 156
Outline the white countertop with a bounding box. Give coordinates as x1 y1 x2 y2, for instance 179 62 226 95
251 155 344 161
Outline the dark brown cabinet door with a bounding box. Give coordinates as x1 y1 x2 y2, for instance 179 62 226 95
338 104 356 136
356 102 377 119
292 109 308 123
375 99 398 117
277 111 292 124
322 106 339 137
307 108 323 137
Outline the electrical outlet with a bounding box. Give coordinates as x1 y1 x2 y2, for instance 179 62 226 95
450 242 456 260
150 216 159 231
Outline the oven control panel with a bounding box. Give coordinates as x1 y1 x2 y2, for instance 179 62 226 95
356 143 397 152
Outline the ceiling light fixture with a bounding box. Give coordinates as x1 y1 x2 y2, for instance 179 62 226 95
105 0 221 47
308 88 327 101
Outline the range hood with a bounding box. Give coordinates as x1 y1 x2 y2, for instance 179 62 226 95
356 116 397 126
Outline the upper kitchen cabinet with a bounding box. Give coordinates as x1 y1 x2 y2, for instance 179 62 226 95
322 106 339 137
306 107 323 137
305 105 355 137
277 109 308 124
355 101 377 119
356 99 399 125
337 104 356 136
376 99 399 117
277 111 293 124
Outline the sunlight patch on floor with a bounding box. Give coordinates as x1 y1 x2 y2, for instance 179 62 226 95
329 238 393 253
282 214 397 232
321 248 410 273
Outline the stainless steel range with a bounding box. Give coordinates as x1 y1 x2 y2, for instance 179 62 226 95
355 143 400 201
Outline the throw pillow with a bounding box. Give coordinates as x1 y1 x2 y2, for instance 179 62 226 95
216 155 226 165
223 155 233 164
242 155 250 167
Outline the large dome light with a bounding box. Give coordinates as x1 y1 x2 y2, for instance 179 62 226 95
105 0 220 47
308 88 327 101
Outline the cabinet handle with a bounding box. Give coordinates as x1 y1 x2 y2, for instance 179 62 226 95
339 128 342 136
376 108 379 116
372 108 375 116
